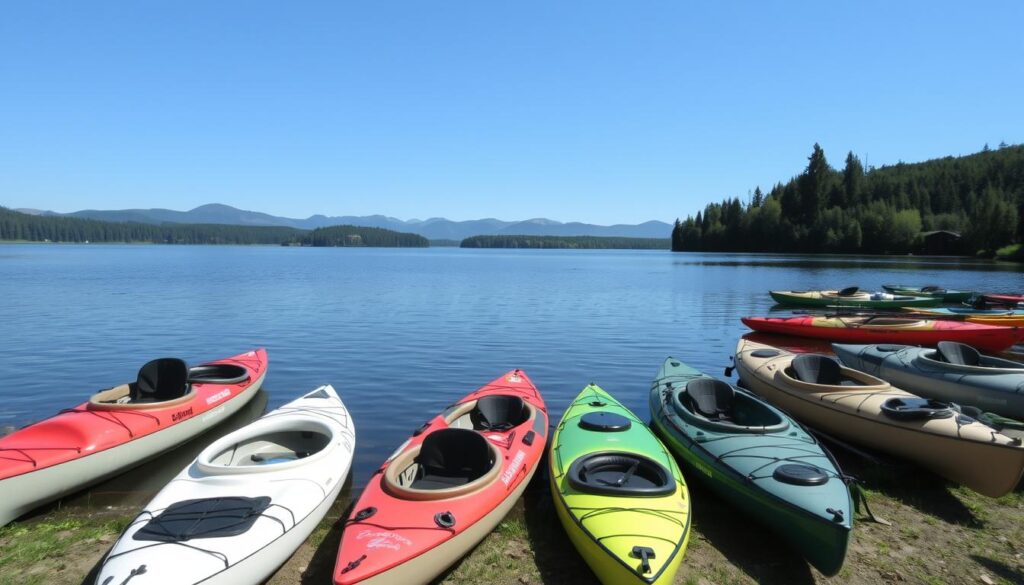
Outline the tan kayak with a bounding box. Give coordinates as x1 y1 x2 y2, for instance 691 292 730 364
734 338 1024 497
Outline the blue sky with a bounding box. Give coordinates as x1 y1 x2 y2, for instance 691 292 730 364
2 2 1022 224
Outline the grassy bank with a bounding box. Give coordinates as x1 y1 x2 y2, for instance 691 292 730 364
5 442 1022 585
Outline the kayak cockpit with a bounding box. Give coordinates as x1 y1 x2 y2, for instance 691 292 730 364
443 395 535 432
669 378 789 433
782 354 889 390
384 428 502 500
567 452 675 497
89 358 195 410
197 419 335 473
918 341 1024 373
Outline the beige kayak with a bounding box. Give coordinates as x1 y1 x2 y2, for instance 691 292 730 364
734 338 1024 497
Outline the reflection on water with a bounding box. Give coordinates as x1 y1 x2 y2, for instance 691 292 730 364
676 254 1024 272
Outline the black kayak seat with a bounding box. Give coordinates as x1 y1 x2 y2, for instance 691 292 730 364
920 285 942 293
470 395 528 431
133 496 271 542
132 358 190 403
837 286 860 296
685 378 735 421
791 354 844 385
412 428 495 490
567 452 675 497
936 342 981 366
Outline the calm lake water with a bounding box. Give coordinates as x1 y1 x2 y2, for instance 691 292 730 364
1 244 1022 501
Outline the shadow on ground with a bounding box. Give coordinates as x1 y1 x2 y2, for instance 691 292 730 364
683 478 816 585
970 554 1024 584
826 439 983 527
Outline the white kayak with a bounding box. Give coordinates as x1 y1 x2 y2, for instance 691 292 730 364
95 385 356 585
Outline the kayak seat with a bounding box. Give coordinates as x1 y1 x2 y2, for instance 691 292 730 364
470 395 529 431
936 341 981 366
921 285 941 293
131 358 190 403
837 286 860 296
411 429 495 490
568 452 675 497
791 355 845 385
684 378 735 421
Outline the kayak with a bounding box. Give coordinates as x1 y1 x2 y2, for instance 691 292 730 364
914 307 1024 316
734 339 1024 498
334 370 546 585
833 342 1024 420
770 289 941 309
552 384 690 585
740 315 1022 352
0 349 267 527
881 285 975 303
650 358 851 576
95 385 354 585
982 293 1024 306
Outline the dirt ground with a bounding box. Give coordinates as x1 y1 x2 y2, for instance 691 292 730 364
4 438 1022 585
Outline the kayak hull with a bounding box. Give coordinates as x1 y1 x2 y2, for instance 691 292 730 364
334 370 546 585
741 315 1022 352
650 358 851 576
833 343 1024 420
551 385 690 585
0 349 267 527
734 339 1024 497
95 384 355 585
770 290 941 309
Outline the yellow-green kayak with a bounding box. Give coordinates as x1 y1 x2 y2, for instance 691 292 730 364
550 384 691 585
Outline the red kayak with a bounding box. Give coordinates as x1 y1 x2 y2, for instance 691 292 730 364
982 293 1024 306
0 349 267 526
334 370 546 585
741 316 1022 352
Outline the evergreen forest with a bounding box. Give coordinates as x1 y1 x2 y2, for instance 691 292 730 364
671 144 1024 256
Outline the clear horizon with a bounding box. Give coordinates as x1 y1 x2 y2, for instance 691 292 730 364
3 1 1022 224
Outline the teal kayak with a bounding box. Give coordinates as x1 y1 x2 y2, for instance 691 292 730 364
881 285 975 303
649 357 852 576
833 342 1024 420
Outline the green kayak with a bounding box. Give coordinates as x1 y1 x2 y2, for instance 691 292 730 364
649 357 852 576
551 384 691 585
770 289 941 309
881 284 975 303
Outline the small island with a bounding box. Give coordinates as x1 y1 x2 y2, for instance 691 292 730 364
460 235 670 249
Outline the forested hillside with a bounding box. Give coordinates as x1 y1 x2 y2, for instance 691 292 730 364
672 144 1024 255
460 235 670 249
292 224 429 247
0 207 427 247
0 207 303 244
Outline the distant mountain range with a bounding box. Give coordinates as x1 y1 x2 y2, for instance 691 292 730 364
14 204 671 240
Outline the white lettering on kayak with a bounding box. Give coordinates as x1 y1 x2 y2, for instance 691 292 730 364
357 530 413 551
501 450 527 486
206 389 231 405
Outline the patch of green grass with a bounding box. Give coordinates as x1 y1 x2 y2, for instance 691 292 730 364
496 518 527 539
0 514 130 573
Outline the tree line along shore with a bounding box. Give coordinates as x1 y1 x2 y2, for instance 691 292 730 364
0 207 668 249
672 143 1024 259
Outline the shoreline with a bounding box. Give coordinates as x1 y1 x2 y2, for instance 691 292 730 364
4 444 1022 585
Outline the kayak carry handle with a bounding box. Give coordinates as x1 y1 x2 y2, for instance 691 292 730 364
631 546 656 574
